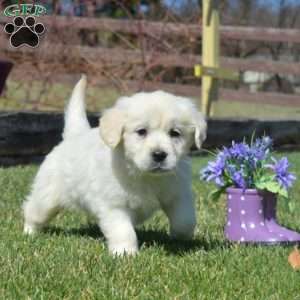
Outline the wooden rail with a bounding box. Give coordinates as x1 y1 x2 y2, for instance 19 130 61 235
2 15 300 43
1 40 300 76
119 81 300 107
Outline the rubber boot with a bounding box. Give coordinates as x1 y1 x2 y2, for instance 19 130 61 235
225 188 287 243
263 192 300 242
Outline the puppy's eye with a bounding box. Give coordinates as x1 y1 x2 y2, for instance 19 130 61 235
169 129 181 138
136 128 147 137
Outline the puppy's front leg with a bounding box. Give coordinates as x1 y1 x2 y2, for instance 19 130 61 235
163 190 196 240
98 209 138 255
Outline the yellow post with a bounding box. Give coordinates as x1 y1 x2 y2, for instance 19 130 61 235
195 0 239 116
201 0 220 117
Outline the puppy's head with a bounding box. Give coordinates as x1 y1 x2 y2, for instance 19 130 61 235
100 91 207 174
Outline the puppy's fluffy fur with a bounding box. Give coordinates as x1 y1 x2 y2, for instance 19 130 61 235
23 76 207 255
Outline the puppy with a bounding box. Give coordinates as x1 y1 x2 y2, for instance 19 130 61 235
23 76 207 255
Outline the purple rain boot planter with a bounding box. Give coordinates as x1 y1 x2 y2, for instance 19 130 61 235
224 188 295 244
263 192 300 242
201 136 298 245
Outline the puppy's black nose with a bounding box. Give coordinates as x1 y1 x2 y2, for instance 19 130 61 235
152 151 167 163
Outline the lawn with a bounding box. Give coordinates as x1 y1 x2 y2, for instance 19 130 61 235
1 153 300 299
2 79 300 119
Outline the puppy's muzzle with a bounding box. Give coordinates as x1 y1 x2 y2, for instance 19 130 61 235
152 150 168 163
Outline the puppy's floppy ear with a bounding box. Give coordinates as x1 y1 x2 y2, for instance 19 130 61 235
99 108 125 148
193 111 207 149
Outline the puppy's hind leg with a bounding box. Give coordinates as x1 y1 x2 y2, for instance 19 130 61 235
23 174 62 235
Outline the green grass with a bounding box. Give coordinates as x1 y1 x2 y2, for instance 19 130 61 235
1 153 300 299
213 101 300 120
0 80 120 112
2 79 300 119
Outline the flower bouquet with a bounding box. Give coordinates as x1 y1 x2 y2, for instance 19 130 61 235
201 136 299 243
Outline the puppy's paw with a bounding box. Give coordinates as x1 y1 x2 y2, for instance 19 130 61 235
170 230 194 241
170 222 195 241
109 243 138 256
23 223 39 235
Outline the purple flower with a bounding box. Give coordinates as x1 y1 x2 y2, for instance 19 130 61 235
221 146 232 159
261 136 273 149
201 154 225 187
251 137 273 161
232 171 247 189
200 136 296 194
229 142 249 159
268 157 296 189
226 164 247 189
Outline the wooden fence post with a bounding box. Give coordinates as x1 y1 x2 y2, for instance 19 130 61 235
201 0 220 117
195 0 238 116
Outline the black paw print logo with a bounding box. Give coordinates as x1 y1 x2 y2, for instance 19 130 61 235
4 16 45 48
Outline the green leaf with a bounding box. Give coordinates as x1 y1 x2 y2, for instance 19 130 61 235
264 181 281 194
255 181 267 190
288 201 296 213
250 130 256 147
208 188 226 202
254 175 276 191
278 187 288 199
254 180 286 196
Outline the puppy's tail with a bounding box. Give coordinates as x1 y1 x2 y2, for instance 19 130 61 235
63 75 91 140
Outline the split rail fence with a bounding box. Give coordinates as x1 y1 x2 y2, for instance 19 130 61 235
0 15 300 107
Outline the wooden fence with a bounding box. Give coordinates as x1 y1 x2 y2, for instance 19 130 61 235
0 15 300 107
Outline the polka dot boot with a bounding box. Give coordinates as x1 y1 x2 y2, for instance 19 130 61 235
262 192 300 242
225 188 288 244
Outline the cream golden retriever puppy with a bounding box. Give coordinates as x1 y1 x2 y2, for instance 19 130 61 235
23 76 207 255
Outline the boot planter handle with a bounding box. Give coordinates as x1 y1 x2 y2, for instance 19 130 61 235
225 188 300 244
